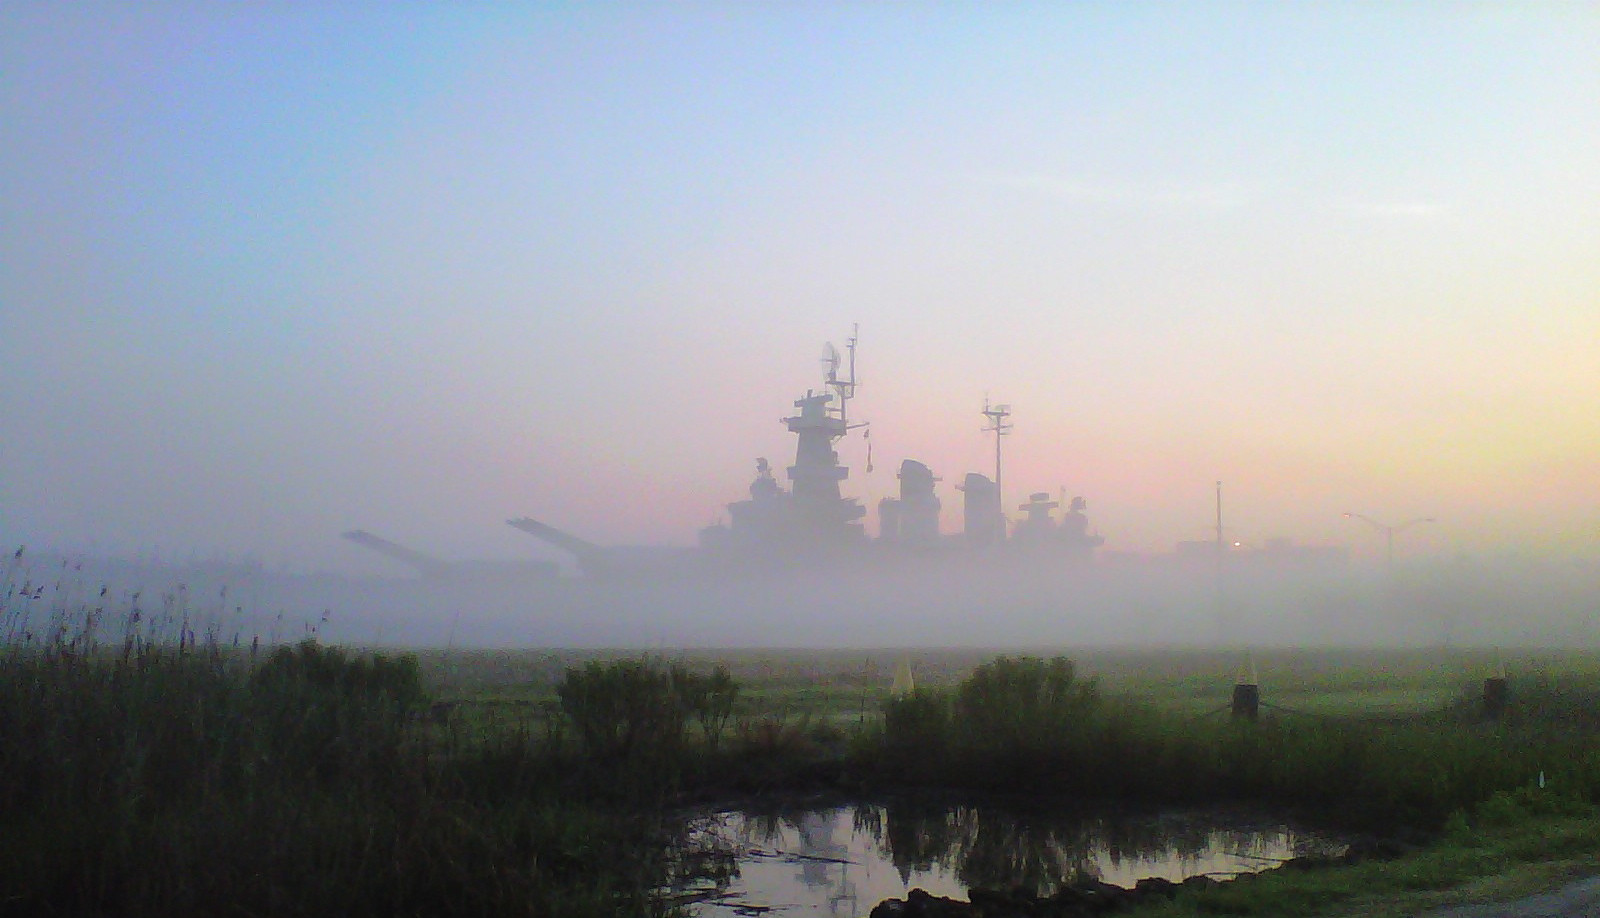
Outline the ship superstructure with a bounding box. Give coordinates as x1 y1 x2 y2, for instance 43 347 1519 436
708 331 870 559
1009 493 1104 559
503 329 1104 577
877 459 941 548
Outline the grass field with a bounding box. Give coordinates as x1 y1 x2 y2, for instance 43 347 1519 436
410 644 1598 729
7 551 1600 917
401 643 1600 916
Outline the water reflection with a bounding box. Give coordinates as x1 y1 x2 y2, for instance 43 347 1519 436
677 799 1341 917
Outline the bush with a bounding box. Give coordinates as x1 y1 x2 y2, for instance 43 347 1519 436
680 663 739 751
252 639 424 706
879 690 952 781
555 658 746 763
953 655 1097 749
249 639 425 787
877 656 1106 787
556 658 687 759
0 628 695 916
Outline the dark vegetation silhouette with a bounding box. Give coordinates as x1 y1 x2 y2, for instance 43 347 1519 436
6 551 1600 914
873 654 1598 829
0 552 700 916
557 658 737 759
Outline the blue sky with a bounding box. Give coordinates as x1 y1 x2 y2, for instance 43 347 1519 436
3 2 1597 573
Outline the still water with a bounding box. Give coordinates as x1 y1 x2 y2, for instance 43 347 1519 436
673 799 1342 917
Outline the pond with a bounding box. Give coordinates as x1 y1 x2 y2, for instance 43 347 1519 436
670 798 1345 917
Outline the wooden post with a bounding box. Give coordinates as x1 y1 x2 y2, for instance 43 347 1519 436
1231 682 1259 721
1482 676 1509 720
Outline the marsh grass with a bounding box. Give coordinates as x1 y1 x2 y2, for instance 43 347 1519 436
0 642 698 915
871 655 1600 830
414 645 1600 833
13 549 1600 918
1118 785 1600 917
0 553 695 917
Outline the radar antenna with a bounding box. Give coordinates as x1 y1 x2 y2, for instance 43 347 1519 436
823 324 867 435
821 342 841 384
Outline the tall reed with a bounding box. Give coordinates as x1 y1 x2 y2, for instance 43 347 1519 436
0 557 693 917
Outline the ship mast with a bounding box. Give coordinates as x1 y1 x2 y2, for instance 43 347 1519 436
981 398 1012 534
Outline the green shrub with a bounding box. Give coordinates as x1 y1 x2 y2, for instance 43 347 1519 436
865 652 1600 829
0 629 695 916
252 639 424 707
883 689 950 745
554 658 745 764
679 663 739 751
878 656 1105 787
953 655 1098 749
557 658 691 759
249 639 425 787
1475 781 1594 826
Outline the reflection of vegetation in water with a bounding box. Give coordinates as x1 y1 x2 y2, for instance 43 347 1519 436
855 801 1303 896
856 801 954 879
948 806 1099 895
737 801 836 855
659 813 741 905
858 800 1100 895
685 804 867 914
1097 817 1308 882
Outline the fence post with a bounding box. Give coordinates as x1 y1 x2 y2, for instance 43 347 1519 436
1231 682 1259 721
1482 676 1508 720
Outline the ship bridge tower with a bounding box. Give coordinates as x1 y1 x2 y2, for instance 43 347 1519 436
720 328 870 554
785 392 851 509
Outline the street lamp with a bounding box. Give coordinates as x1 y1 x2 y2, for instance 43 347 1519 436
1343 513 1436 574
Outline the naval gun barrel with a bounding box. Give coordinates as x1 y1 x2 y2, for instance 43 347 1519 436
506 517 607 569
341 530 454 578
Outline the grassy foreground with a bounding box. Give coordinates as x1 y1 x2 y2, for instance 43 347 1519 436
6 557 1600 917
0 637 702 917
1119 786 1600 917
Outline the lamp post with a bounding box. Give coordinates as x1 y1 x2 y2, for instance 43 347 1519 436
1343 513 1436 574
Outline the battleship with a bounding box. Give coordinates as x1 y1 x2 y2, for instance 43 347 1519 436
322 330 1207 645
486 328 1106 581
10 333 1382 648
0 331 1502 649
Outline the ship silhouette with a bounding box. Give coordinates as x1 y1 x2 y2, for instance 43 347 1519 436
496 328 1105 581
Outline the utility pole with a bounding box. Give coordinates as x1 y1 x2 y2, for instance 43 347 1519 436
1215 481 1224 566
1343 513 1436 576
1215 481 1225 642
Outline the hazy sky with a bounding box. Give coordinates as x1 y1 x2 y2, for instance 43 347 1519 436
4 2 1597 575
